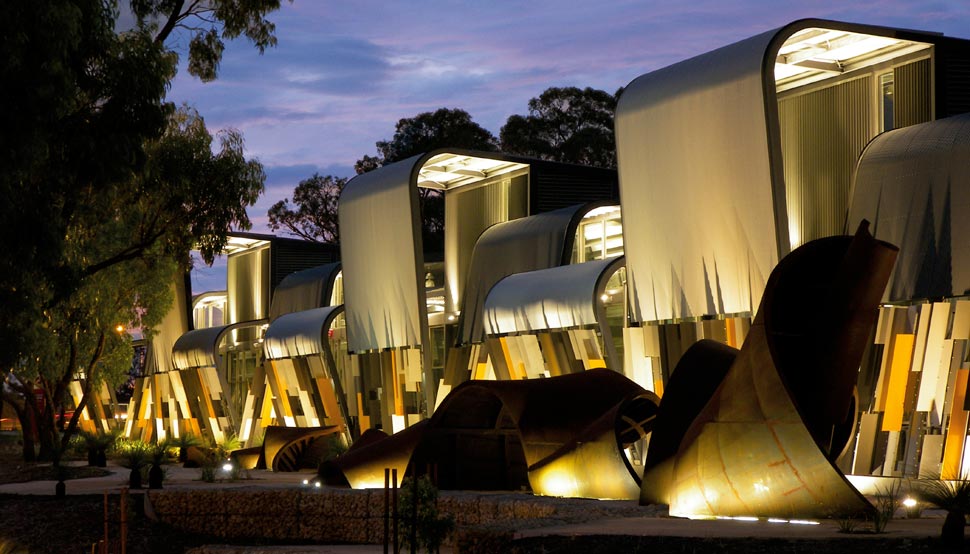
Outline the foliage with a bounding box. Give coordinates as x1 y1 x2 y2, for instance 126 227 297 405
150 439 173 465
0 0 174 374
200 462 217 483
132 106 266 265
915 477 970 546
322 435 349 463
267 174 347 242
500 86 621 168
870 481 900 533
357 108 498 172
173 432 203 450
0 1 277 464
115 439 151 469
917 477 970 512
215 433 242 459
79 429 121 450
397 475 455 554
132 0 287 82
357 108 499 251
835 517 859 533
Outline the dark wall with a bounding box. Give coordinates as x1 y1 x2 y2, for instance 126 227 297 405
528 161 619 215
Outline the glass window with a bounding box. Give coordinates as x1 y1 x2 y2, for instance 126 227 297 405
880 72 894 132
572 206 623 263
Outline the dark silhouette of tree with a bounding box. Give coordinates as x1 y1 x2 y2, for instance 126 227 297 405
500 86 621 168
135 0 287 81
267 108 496 250
357 108 498 170
268 174 347 243
0 0 280 461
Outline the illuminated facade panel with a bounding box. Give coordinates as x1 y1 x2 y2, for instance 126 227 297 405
616 19 940 324
339 156 426 352
483 255 622 335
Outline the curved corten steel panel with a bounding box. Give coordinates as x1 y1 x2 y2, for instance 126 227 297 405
261 425 342 472
642 223 896 518
326 369 658 499
528 390 659 499
322 421 428 488
640 339 737 505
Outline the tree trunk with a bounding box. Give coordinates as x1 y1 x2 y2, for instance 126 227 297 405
149 463 164 489
941 510 965 547
19 403 36 463
129 467 142 489
60 332 105 453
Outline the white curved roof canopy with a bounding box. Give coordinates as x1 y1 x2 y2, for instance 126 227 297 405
263 305 344 360
458 203 605 345
615 19 934 323
847 113 970 301
483 256 625 336
171 320 266 370
339 156 425 352
338 151 531 353
268 262 341 321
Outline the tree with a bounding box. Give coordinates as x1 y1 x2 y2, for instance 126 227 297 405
352 108 498 253
2 106 265 460
267 174 347 242
134 0 286 81
0 0 276 460
500 86 621 168
357 108 499 170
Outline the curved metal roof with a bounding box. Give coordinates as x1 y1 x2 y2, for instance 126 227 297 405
615 19 938 323
848 112 970 302
171 319 267 370
263 305 344 360
457 202 612 345
483 256 624 335
268 262 341 321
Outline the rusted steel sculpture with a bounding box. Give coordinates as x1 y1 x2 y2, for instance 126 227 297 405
323 369 658 499
641 223 897 518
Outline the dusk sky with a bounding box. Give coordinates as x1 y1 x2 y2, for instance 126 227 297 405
174 0 970 292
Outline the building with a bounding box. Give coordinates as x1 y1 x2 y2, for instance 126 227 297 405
103 17 970 517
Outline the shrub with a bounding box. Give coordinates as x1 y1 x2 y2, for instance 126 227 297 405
397 475 455 554
915 477 970 547
870 481 900 533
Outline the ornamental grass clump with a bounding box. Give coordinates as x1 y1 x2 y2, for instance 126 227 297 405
916 477 970 547
115 439 151 489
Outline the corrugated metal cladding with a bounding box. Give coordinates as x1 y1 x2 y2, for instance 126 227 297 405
528 163 618 215
895 59 932 128
452 176 528 299
270 241 340 292
779 76 873 248
936 38 970 117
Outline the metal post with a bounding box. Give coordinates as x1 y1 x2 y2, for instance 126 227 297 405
103 491 109 554
392 469 399 554
383 468 390 554
410 468 418 554
120 487 128 554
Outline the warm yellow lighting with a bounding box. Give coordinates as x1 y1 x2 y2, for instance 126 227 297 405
222 463 233 472
537 473 577 497
716 516 759 522
903 497 918 508
314 481 321 488
114 324 125 334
